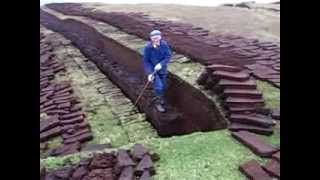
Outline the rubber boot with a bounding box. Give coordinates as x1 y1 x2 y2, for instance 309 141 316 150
154 96 166 113
159 96 165 105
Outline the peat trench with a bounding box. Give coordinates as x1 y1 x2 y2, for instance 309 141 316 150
46 3 280 88
40 9 227 137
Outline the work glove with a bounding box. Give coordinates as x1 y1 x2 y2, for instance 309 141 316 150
148 74 155 82
154 63 162 71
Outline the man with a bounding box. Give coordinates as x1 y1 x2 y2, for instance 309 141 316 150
143 30 172 113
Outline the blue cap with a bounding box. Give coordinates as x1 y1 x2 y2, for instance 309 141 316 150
150 30 161 37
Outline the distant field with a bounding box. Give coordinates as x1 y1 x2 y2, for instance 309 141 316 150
84 3 280 42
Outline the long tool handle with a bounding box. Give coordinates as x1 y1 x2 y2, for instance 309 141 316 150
133 71 157 107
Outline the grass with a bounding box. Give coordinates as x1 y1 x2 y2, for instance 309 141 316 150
256 80 280 109
42 130 271 179
142 130 265 180
261 122 280 146
47 137 63 150
87 106 130 147
41 153 82 170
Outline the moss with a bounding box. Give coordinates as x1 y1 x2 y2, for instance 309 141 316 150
256 80 280 109
168 61 204 85
87 107 130 147
41 154 81 170
47 137 63 150
40 147 119 170
261 122 280 146
122 120 157 142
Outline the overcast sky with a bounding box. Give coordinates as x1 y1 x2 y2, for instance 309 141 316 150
40 0 279 7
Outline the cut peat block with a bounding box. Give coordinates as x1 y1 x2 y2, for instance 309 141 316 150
131 144 148 161
225 97 264 108
231 131 278 157
81 143 112 152
60 111 84 120
89 153 115 169
59 116 84 125
271 108 280 120
229 122 274 135
272 151 280 162
119 166 134 180
223 89 263 99
239 160 272 180
116 149 136 168
139 171 152 180
40 126 61 142
213 70 250 81
206 64 242 72
72 166 88 180
40 116 60 133
230 114 276 128
63 132 93 144
61 121 90 132
62 128 91 140
262 159 280 178
51 166 73 179
48 142 81 156
46 109 70 115
70 105 82 112
135 154 155 176
218 79 257 89
228 107 257 114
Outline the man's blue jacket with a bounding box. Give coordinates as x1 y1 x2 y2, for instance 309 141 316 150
143 40 172 75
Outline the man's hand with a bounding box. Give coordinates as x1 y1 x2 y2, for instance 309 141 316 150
148 74 155 82
155 63 162 71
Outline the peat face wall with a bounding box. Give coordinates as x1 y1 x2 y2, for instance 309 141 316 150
40 9 227 136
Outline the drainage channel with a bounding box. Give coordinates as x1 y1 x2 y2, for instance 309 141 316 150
40 7 228 137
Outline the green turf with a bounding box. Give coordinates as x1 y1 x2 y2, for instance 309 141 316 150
87 106 130 147
41 153 82 170
256 80 280 109
47 136 63 150
261 122 280 146
41 130 275 179
136 130 265 180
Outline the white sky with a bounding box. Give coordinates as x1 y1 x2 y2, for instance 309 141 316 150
40 0 279 7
